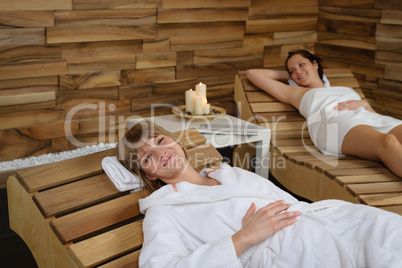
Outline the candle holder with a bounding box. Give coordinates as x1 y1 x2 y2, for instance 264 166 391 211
172 105 226 119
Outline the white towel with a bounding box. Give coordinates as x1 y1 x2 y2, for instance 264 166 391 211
101 156 140 192
288 74 331 87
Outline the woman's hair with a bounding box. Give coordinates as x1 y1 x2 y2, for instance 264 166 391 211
116 120 188 193
285 50 324 82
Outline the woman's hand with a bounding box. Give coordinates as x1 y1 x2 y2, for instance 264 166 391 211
232 200 301 256
334 100 375 113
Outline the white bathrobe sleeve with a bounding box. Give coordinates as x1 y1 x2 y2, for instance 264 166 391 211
139 206 241 268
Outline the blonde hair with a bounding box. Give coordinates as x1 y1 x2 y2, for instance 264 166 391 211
116 120 188 194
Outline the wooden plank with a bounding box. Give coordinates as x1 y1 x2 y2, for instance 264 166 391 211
136 52 176 69
143 38 170 53
250 102 296 113
0 0 72 10
246 92 277 102
47 25 156 44
121 67 175 85
98 250 140 268
34 173 121 218
0 45 61 63
51 191 142 244
16 149 115 193
249 6 318 20
54 10 156 27
66 55 136 74
176 58 263 80
274 31 317 45
246 18 317 34
60 71 121 90
253 0 316 6
62 40 142 59
385 65 402 82
131 94 183 112
375 0 402 10
194 46 263 64
7 176 80 268
335 173 400 185
0 11 54 28
359 193 402 207
325 167 391 180
269 121 305 131
348 181 402 195
376 24 402 39
316 43 375 64
0 60 67 80
68 220 143 268
319 6 381 23
0 28 45 46
0 91 55 107
315 159 384 173
318 0 374 8
0 76 58 91
243 33 274 47
162 0 251 8
57 87 119 104
254 112 304 123
318 32 376 50
318 17 376 36
158 8 248 23
74 0 160 9
0 109 65 130
157 21 245 46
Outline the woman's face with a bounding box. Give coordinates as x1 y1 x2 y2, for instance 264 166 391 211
287 54 320 87
136 135 187 184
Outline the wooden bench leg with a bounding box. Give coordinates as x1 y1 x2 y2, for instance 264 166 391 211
7 175 79 268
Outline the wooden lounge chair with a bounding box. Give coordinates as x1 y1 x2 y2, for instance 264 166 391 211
7 128 222 268
234 69 402 215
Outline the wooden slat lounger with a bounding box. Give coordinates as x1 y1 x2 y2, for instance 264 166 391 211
7 128 222 268
234 69 402 215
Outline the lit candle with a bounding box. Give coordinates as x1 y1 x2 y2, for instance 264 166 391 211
195 82 207 104
193 95 203 115
185 89 196 113
203 102 210 114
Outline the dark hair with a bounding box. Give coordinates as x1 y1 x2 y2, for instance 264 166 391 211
285 50 324 82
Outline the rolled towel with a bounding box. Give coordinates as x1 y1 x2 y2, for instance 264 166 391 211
288 74 331 87
102 156 140 192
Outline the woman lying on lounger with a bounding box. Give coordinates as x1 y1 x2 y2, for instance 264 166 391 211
246 49 402 177
118 121 402 268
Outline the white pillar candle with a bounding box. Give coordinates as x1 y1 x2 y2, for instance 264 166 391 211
195 82 207 104
185 89 196 113
193 95 203 115
203 103 210 114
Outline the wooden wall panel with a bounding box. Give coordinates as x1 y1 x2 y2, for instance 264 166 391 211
0 11 54 28
317 1 402 119
73 0 160 10
161 0 251 9
0 28 45 46
0 0 72 11
0 45 61 63
2 0 398 163
157 8 249 23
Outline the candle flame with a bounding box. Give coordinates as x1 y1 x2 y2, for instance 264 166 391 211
204 98 207 104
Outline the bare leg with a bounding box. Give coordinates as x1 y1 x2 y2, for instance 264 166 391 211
388 124 402 144
341 125 402 177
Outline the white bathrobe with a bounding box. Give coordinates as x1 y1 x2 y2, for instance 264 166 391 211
139 164 402 268
299 86 402 156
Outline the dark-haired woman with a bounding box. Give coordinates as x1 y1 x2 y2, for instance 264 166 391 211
246 50 402 177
